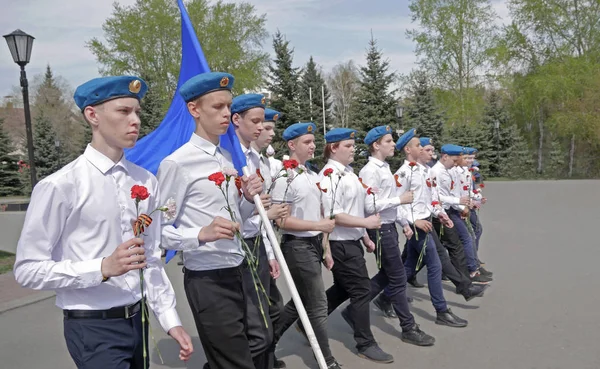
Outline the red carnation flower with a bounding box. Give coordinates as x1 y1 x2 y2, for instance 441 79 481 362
463 185 468 191
283 159 299 170
323 168 334 177
431 201 440 207
131 185 150 201
479 183 485 188
208 172 226 187
408 162 417 167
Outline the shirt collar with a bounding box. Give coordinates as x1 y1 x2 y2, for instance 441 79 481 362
327 158 352 173
189 133 218 156
368 156 388 168
83 144 128 175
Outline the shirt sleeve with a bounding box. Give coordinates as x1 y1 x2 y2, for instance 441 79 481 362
393 169 413 224
13 181 104 290
157 160 203 251
143 182 182 333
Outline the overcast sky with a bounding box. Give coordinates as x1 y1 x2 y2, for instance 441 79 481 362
0 0 510 98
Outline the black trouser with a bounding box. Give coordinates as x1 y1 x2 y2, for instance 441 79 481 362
63 304 147 369
368 224 416 331
276 234 335 365
184 266 256 369
326 239 376 350
432 216 470 276
243 237 274 369
406 224 472 295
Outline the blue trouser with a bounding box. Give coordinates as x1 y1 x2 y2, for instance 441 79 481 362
470 210 483 251
448 209 479 273
64 305 147 369
404 226 447 313
368 224 416 331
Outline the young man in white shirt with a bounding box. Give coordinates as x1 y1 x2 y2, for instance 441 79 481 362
394 129 468 328
231 94 288 369
319 128 394 364
271 122 342 369
354 125 436 347
14 76 193 368
156 72 264 369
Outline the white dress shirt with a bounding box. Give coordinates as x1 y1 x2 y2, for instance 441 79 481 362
394 160 442 224
14 145 181 332
449 166 470 211
268 157 283 178
319 159 366 241
430 161 461 210
421 162 446 217
358 157 407 225
157 133 255 271
240 146 275 260
271 164 323 238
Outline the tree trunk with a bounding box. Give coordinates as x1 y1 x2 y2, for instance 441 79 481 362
537 108 544 174
568 134 575 177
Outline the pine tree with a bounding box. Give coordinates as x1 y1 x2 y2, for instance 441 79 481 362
480 91 511 176
298 56 333 167
0 119 22 196
33 113 61 180
545 139 567 178
352 34 399 169
403 71 445 147
501 124 535 178
139 75 166 139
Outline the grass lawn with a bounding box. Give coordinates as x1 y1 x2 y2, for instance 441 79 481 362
0 251 15 275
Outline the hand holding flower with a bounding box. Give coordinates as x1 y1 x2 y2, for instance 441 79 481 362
100 238 146 278
198 216 240 242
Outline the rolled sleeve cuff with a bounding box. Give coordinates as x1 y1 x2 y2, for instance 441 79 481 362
398 218 409 227
156 307 182 333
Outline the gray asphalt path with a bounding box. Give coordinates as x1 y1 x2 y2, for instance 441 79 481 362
1 180 599 369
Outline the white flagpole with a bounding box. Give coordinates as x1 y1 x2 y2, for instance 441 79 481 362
241 166 328 369
322 85 326 142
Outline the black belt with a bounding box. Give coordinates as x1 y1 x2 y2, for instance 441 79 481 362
63 300 141 320
281 233 323 244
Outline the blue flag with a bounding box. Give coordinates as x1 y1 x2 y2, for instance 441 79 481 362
125 0 246 263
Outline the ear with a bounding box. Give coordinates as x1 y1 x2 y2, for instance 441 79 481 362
83 106 100 129
231 113 241 128
287 140 295 152
187 101 201 119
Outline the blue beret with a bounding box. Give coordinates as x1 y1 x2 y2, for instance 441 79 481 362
231 94 266 115
440 144 463 156
283 122 316 141
74 76 148 111
395 128 417 150
420 137 433 147
264 108 281 123
179 72 234 102
364 125 393 145
325 128 357 143
465 147 478 154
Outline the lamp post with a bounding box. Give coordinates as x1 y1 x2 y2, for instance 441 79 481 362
55 139 61 168
4 29 37 188
395 104 404 135
494 120 500 172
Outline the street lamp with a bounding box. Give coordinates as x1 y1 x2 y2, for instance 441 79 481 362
55 139 61 168
494 120 500 171
395 104 404 134
4 29 37 188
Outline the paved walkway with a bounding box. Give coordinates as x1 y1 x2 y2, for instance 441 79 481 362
1 180 600 369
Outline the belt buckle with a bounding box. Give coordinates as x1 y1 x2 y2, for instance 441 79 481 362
125 305 131 319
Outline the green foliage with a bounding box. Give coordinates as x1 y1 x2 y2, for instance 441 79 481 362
87 0 269 103
0 119 22 196
403 71 446 146
33 113 61 180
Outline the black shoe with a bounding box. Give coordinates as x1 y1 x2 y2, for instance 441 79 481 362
441 274 449 281
357 344 394 363
408 276 425 288
203 363 210 369
479 267 493 277
436 308 468 328
327 360 342 369
401 324 435 346
374 294 397 318
341 306 355 330
461 284 488 301
471 272 493 283
274 356 286 368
